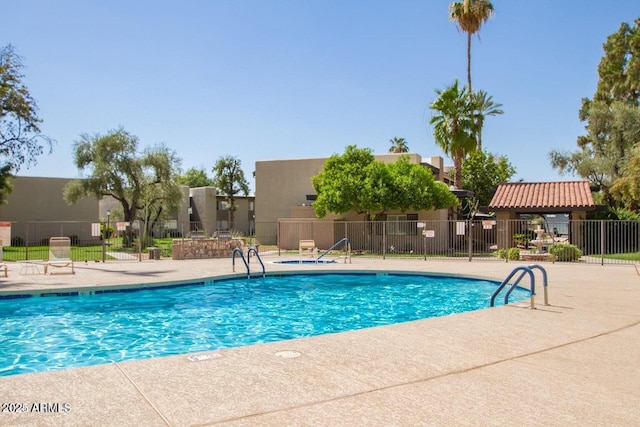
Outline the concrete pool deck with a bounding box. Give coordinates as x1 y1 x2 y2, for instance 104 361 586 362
0 256 638 426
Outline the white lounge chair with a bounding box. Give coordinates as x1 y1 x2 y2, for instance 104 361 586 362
299 240 318 261
45 237 75 275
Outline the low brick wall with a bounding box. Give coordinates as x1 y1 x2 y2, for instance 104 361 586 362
172 238 244 260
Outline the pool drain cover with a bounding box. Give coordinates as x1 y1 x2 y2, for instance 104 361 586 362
188 353 222 362
274 350 301 358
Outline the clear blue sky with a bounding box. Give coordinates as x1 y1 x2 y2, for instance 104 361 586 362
4 1 639 192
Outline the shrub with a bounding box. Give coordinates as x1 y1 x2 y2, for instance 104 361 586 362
231 229 245 238
100 222 114 240
495 247 520 260
513 233 528 247
548 243 582 262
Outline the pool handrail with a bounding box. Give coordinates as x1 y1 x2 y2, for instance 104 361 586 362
232 248 250 279
503 264 548 307
490 265 536 309
527 264 549 306
247 246 265 278
490 264 549 309
317 238 351 262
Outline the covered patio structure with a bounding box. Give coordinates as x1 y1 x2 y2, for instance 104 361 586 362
488 181 597 250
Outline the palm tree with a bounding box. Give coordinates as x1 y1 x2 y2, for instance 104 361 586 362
449 0 495 93
472 90 503 150
388 137 409 153
429 80 480 189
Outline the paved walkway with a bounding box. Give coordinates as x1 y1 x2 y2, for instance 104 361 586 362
0 256 638 426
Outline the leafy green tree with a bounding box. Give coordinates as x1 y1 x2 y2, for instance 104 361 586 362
592 18 640 105
138 145 184 234
550 18 640 209
388 137 409 153
212 156 250 227
312 145 458 220
429 80 480 189
0 165 12 203
312 146 380 219
178 167 214 187
611 145 640 211
472 90 503 150
449 0 495 93
551 101 640 205
64 128 183 244
0 45 53 203
461 149 515 207
388 155 460 212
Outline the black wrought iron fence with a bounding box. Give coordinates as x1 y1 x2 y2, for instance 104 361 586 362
261 218 640 265
2 220 152 262
1 219 639 265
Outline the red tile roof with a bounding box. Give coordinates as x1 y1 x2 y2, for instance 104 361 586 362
488 181 596 212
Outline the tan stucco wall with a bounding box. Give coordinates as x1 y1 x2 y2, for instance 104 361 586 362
1 177 98 221
0 176 100 244
255 153 446 224
190 187 218 236
255 153 453 248
0 178 258 243
277 218 337 250
255 157 326 224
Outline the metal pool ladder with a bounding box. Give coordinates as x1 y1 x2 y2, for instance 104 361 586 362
232 247 265 278
490 264 549 309
317 237 351 263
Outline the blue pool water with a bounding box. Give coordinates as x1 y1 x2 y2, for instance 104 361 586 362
273 259 338 264
0 273 528 376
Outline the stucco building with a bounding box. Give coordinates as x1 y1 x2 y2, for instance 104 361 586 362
0 177 255 245
253 153 455 250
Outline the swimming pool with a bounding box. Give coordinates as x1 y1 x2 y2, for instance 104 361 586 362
273 259 338 264
0 272 528 376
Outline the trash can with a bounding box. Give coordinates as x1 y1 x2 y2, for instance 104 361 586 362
148 247 161 260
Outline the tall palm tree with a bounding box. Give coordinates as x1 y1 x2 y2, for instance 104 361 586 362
472 90 503 150
388 137 409 153
429 80 480 189
449 0 495 93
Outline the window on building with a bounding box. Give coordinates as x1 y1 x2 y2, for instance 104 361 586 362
387 215 408 235
375 214 418 235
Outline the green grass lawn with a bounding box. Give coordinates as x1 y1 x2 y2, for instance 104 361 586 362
2 245 106 262
152 238 174 257
589 252 640 261
1 237 246 262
